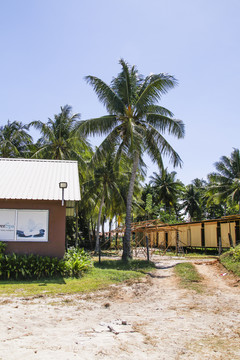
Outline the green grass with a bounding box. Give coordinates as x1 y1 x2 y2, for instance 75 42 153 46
220 245 240 277
220 257 240 277
0 259 155 297
174 262 203 292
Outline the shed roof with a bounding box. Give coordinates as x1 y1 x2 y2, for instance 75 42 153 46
0 158 81 201
112 215 240 234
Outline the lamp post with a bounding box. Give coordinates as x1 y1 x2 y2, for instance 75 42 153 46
59 182 68 206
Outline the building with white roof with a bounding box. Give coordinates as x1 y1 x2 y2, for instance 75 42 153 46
0 158 80 257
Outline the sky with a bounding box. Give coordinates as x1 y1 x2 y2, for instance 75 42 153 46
0 0 239 185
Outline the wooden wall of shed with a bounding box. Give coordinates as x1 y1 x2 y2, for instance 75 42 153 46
168 231 176 246
220 223 236 247
231 222 236 246
177 226 188 246
158 232 165 246
134 219 239 249
150 232 156 246
204 223 217 247
190 224 202 246
220 223 230 247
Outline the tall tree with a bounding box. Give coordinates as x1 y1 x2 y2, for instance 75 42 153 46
82 152 124 253
149 168 183 214
0 120 32 158
181 184 202 221
81 59 184 260
30 105 91 167
208 148 240 213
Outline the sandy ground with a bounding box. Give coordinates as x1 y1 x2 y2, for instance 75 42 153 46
0 256 240 360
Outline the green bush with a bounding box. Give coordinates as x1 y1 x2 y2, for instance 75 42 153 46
63 247 92 277
221 245 240 262
232 246 240 262
220 245 240 277
0 242 6 256
0 247 92 280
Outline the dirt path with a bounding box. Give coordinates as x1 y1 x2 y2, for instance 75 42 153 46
0 257 239 360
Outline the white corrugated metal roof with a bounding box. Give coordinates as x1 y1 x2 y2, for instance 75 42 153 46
0 158 81 201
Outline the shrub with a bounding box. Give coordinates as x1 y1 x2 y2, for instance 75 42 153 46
220 245 240 277
232 246 240 262
221 245 240 262
64 247 93 277
0 247 92 280
0 242 6 256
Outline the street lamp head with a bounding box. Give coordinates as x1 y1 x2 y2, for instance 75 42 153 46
59 182 68 206
59 181 68 189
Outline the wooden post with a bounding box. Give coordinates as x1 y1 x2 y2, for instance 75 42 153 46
228 233 233 247
75 202 78 248
146 235 150 261
115 231 118 248
218 237 222 255
99 242 101 264
176 231 179 254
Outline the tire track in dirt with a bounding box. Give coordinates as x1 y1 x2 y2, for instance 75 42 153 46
194 260 240 292
177 259 240 360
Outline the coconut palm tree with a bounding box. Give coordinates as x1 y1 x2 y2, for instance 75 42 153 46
0 120 33 158
208 148 240 213
82 151 125 253
181 184 202 221
149 168 183 214
30 105 91 167
81 59 184 260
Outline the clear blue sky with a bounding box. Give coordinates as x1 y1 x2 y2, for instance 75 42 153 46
0 0 239 185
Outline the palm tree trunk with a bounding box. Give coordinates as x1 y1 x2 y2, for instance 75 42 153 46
95 194 105 253
115 231 118 248
91 220 96 250
102 217 105 246
122 151 140 261
109 218 112 248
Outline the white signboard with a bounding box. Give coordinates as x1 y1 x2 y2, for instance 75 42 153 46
0 209 49 241
0 210 16 240
16 210 48 241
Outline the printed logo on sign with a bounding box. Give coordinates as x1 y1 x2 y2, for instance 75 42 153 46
0 223 15 230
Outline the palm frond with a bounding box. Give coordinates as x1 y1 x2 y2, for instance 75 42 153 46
111 59 139 107
146 114 185 139
89 126 121 165
144 125 183 168
79 115 119 137
85 75 125 114
135 73 178 114
145 105 174 117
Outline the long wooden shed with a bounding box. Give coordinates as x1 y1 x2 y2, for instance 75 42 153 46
128 216 240 250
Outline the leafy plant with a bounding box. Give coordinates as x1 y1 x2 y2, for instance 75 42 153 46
64 247 93 277
0 242 6 256
220 245 240 277
0 248 92 280
221 245 240 262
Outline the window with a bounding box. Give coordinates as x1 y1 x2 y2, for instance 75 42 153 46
0 209 49 242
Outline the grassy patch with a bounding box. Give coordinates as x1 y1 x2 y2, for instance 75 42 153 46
220 245 240 277
186 334 240 359
174 262 203 292
94 259 155 271
0 259 155 297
